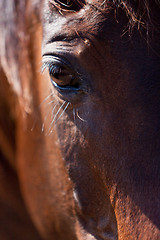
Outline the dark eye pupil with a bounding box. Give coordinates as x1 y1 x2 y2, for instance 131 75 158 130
49 65 62 79
49 64 79 89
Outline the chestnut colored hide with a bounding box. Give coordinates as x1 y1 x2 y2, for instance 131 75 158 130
0 0 160 239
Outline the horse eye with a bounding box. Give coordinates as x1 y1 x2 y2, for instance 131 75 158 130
49 64 79 90
50 0 85 12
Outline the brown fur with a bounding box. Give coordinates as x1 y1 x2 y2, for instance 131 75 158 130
0 0 160 239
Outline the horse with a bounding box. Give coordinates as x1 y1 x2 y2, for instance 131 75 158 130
0 0 160 239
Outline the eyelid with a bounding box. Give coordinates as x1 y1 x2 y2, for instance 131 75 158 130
42 55 70 64
41 56 72 76
42 55 80 91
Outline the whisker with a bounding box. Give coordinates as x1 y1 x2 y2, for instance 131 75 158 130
76 108 87 122
55 102 70 123
46 101 66 135
49 102 70 135
31 118 37 132
39 92 53 108
73 108 76 121
51 104 58 119
46 99 55 106
42 111 50 132
32 94 54 132
41 104 57 132
52 101 66 122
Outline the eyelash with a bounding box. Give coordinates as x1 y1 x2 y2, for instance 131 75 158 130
41 61 53 73
49 0 85 13
41 59 80 91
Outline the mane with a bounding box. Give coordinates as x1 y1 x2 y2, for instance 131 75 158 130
0 0 43 167
0 0 42 96
111 0 160 34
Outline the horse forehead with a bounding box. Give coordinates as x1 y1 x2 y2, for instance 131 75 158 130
43 0 110 38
